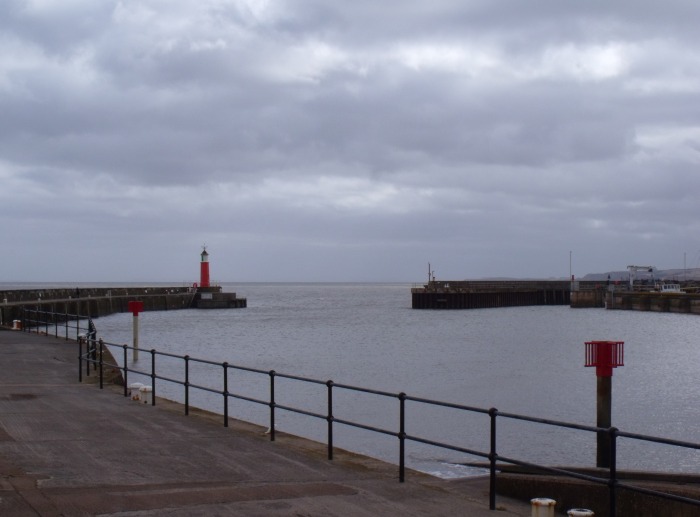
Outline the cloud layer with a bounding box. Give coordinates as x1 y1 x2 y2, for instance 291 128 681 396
2 1 699 282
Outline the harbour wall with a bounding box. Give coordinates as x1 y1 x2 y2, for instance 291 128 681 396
0 287 197 326
412 280 572 309
412 280 700 314
605 291 700 315
570 289 606 308
193 286 247 309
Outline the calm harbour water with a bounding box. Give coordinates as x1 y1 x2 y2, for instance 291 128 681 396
87 282 700 478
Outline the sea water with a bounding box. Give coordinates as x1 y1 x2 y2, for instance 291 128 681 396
90 282 700 477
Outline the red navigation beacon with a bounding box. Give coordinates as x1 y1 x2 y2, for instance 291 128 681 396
127 300 144 361
585 341 624 377
128 300 144 316
585 340 624 468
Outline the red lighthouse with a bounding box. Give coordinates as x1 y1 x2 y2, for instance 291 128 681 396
200 246 210 288
193 246 246 309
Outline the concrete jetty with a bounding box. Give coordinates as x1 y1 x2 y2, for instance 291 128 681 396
412 280 571 309
413 280 700 315
0 328 530 516
0 286 246 326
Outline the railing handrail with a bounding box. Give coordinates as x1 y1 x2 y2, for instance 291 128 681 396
20 306 93 341
21 307 700 515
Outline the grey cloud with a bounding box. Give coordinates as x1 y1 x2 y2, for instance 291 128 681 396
1 1 699 281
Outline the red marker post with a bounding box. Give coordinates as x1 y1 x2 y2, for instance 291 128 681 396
585 340 624 468
128 301 144 362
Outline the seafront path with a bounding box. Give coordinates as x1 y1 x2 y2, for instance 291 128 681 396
0 328 531 516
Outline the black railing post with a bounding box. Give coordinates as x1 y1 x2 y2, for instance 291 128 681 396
326 380 334 460
89 321 97 363
223 362 229 427
122 345 129 397
609 427 618 517
489 407 498 511
78 336 83 383
150 349 156 406
98 339 104 389
184 355 190 415
269 370 276 441
399 392 406 483
86 336 91 377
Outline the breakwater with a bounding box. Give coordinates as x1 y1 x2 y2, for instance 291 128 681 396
411 280 571 309
605 290 700 314
0 286 238 326
412 280 700 315
570 286 607 308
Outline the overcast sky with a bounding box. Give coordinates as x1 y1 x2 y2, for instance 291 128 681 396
2 1 699 283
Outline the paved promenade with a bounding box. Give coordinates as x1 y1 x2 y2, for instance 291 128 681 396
0 328 532 516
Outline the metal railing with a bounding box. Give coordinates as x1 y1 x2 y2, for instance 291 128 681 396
21 307 93 341
21 307 700 515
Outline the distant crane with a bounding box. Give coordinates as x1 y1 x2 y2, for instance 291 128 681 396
627 265 656 290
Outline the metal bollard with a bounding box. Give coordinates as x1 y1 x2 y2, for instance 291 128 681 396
140 385 153 404
531 498 556 517
129 383 144 401
568 510 594 517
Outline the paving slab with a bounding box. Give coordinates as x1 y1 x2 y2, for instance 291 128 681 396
0 328 533 516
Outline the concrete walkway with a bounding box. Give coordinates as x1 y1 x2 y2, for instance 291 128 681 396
0 328 533 516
